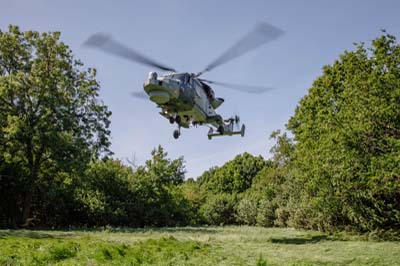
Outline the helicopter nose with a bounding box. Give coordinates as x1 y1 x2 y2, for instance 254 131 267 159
149 90 170 104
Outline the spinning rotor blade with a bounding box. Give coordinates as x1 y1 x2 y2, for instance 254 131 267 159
83 33 176 72
197 22 284 77
130 91 148 99
200 79 274 94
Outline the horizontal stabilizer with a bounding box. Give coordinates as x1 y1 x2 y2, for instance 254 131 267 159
208 124 245 139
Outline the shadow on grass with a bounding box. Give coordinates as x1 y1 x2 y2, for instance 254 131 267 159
107 227 220 235
270 235 333 245
1 227 221 238
0 230 75 239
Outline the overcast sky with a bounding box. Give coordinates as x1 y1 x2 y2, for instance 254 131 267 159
1 0 400 177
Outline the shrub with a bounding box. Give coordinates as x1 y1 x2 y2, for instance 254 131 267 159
236 194 259 225
200 193 237 225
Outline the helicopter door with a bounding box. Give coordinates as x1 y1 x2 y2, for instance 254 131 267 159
193 79 209 114
193 80 201 97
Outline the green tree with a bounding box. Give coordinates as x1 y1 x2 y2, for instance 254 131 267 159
199 153 267 194
195 153 269 225
236 192 259 225
144 145 185 186
180 178 205 225
287 32 400 231
75 159 134 226
129 146 190 226
0 26 111 226
200 193 237 225
61 148 189 227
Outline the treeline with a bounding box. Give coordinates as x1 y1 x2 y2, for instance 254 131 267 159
1 26 399 233
189 32 400 233
1 145 194 227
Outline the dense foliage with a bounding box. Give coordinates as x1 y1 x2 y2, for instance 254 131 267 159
0 26 111 226
1 26 399 234
183 33 400 233
286 33 400 231
71 146 193 227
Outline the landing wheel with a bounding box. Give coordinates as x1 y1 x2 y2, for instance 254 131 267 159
173 129 180 139
169 117 175 124
208 128 213 140
240 124 245 137
217 125 224 135
175 116 181 124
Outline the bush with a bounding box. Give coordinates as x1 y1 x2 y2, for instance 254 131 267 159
200 193 237 225
256 198 276 227
236 194 259 225
48 243 79 261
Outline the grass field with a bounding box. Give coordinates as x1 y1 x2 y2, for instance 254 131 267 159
0 226 399 266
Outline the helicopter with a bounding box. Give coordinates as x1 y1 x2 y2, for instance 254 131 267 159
84 22 283 139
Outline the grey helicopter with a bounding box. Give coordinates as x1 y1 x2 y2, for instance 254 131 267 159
84 22 283 139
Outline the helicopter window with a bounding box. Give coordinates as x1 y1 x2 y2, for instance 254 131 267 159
201 82 214 100
193 79 202 88
171 74 188 84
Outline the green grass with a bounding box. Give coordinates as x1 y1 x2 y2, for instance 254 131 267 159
0 226 399 265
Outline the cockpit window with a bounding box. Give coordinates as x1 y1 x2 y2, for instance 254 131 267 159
193 79 202 88
170 74 188 83
199 81 214 100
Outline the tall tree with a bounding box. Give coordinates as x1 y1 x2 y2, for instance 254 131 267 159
287 32 400 231
0 26 111 226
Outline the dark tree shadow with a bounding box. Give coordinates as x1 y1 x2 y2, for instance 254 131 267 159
270 235 332 245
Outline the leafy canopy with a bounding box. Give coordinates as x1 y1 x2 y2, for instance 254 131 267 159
0 25 111 225
287 32 400 231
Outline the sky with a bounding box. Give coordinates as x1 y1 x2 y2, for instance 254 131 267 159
1 0 400 178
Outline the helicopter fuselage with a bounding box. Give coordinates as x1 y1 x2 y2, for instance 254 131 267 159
144 72 224 128
143 71 244 139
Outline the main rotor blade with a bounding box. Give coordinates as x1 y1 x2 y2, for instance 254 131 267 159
200 79 274 94
83 33 176 72
197 22 284 76
131 91 148 99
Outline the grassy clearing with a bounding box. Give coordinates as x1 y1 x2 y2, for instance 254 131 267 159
0 226 399 265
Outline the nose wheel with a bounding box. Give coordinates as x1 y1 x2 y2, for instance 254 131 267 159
173 127 181 139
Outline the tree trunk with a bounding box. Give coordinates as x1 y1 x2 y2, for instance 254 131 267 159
21 191 33 226
21 137 38 227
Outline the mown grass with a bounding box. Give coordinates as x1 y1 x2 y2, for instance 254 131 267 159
0 226 399 265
